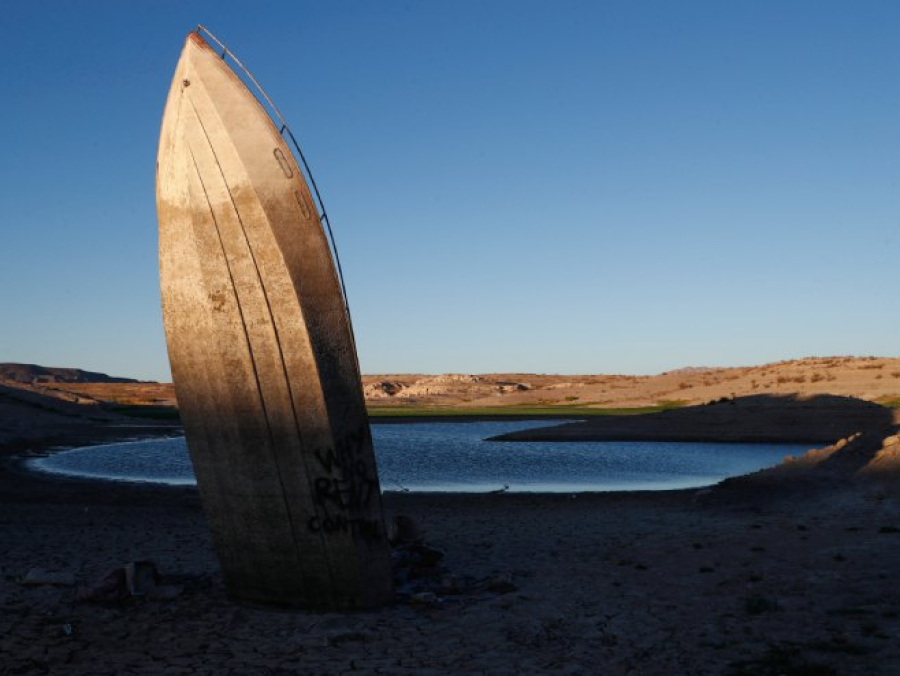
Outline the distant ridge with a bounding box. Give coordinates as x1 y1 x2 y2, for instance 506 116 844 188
2 356 899 409
0 363 141 384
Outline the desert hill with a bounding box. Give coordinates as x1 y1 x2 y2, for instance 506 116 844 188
0 363 140 385
2 356 900 414
0 381 176 455
362 356 900 411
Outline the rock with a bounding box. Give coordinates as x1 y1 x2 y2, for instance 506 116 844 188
497 383 530 394
404 543 444 567
389 515 423 545
507 619 549 647
883 435 899 447
487 572 517 594
439 575 464 595
20 569 75 586
148 584 183 601
75 568 129 604
326 630 373 645
363 381 404 398
293 634 329 649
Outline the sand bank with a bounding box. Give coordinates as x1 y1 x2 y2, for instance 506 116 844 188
491 394 896 444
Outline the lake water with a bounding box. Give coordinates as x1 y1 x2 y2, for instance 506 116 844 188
30 421 810 493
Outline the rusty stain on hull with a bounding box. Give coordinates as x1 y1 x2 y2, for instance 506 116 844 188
156 31 393 610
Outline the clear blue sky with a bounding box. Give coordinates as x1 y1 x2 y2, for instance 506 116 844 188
2 1 899 381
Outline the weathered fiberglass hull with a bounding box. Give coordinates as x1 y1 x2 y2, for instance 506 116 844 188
156 31 393 609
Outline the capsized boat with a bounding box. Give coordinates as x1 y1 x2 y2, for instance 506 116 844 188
156 26 393 609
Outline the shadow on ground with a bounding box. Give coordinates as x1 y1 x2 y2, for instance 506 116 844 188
490 393 896 445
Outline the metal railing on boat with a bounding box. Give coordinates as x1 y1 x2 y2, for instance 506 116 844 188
194 24 361 370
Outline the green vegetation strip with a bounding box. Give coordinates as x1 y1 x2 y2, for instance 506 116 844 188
367 401 687 418
875 396 900 409
111 400 692 421
104 395 900 421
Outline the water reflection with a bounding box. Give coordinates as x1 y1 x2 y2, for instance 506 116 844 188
31 421 809 493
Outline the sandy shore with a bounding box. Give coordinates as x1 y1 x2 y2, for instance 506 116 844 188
4 414 900 674
491 394 897 444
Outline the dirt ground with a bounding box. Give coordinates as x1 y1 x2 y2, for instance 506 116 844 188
3 439 900 675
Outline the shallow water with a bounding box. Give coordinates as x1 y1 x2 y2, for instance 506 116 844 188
30 421 810 492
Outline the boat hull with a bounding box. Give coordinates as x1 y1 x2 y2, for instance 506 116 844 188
156 32 392 609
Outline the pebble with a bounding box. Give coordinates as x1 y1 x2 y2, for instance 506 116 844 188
20 569 76 586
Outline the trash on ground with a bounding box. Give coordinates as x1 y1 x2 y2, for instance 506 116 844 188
76 561 160 604
125 561 158 596
20 568 76 587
